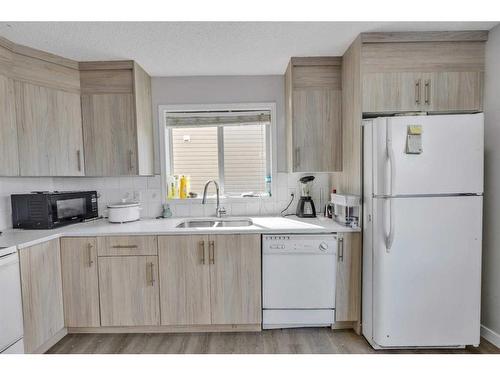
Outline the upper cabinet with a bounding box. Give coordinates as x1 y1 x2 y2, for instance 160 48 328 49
15 81 84 176
0 71 19 176
0 39 83 176
0 37 84 176
0 36 154 177
360 32 487 113
285 57 342 172
80 61 154 176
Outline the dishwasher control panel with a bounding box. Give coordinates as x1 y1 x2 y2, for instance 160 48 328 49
263 234 337 254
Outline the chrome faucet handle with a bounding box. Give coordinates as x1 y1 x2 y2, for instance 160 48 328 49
217 206 227 217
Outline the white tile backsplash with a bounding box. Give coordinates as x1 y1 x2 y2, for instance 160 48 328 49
0 172 331 230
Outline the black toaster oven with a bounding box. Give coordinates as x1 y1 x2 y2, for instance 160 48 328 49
11 191 98 229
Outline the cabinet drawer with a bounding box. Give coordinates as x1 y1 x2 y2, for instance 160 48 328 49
97 236 158 256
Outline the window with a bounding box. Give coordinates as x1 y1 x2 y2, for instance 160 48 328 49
166 109 271 198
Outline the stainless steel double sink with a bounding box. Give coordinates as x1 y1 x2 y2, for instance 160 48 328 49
176 218 254 228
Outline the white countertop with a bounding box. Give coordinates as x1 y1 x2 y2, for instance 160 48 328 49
0 215 360 250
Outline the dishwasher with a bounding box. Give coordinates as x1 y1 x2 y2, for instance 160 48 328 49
0 246 24 354
262 234 338 329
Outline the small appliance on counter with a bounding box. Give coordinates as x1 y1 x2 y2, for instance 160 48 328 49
296 176 316 218
331 193 360 228
107 201 142 223
11 191 98 229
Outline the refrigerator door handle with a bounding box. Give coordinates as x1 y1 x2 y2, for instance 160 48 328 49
385 199 396 251
386 122 396 195
385 122 396 251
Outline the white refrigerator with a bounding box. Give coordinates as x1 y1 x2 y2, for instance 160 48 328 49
362 113 483 349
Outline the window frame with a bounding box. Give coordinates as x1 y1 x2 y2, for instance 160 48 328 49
159 103 277 203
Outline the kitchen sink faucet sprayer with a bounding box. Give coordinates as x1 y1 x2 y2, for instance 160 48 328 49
202 180 226 218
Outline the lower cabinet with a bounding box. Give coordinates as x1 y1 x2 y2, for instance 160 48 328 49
209 234 262 325
60 237 100 327
158 234 261 326
98 255 160 326
335 232 362 323
158 235 211 325
19 239 65 353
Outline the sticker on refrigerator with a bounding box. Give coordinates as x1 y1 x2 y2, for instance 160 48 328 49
406 125 423 154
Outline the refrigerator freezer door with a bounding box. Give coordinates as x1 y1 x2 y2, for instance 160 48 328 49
372 114 484 196
371 195 482 347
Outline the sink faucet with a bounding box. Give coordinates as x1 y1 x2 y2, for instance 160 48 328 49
202 180 226 218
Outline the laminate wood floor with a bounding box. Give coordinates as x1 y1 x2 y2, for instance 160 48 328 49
47 329 500 354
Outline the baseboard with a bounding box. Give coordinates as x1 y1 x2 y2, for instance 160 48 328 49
331 321 355 330
67 324 261 334
35 328 67 354
481 325 500 348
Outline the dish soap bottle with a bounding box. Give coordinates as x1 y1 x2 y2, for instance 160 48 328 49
179 175 187 199
161 203 172 218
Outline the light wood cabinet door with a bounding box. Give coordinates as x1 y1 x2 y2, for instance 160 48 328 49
209 234 261 325
158 235 211 325
81 93 137 176
19 239 64 353
292 88 342 172
0 74 19 176
362 72 423 113
60 238 100 328
425 71 483 112
98 256 160 326
14 81 84 176
335 233 361 322
286 58 343 173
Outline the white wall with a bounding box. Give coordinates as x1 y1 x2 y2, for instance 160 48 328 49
152 75 287 172
482 24 500 344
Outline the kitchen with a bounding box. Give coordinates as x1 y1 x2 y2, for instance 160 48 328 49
1 10 500 372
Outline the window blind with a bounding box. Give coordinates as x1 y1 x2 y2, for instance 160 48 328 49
166 110 271 127
171 127 219 194
223 124 267 195
168 110 271 196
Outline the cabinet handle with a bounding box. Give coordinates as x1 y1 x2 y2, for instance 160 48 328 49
199 240 206 264
209 240 215 264
128 150 134 172
77 150 82 172
424 80 431 105
415 79 421 104
87 243 93 267
147 262 155 286
111 245 138 249
338 236 344 262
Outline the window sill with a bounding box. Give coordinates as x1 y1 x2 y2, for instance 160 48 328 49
166 195 273 204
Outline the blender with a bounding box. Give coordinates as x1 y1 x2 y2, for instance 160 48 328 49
296 176 316 218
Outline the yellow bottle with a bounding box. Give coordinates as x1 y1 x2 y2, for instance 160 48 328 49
179 175 187 199
167 175 175 199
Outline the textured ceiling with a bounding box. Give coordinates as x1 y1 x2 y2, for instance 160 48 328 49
0 22 497 76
